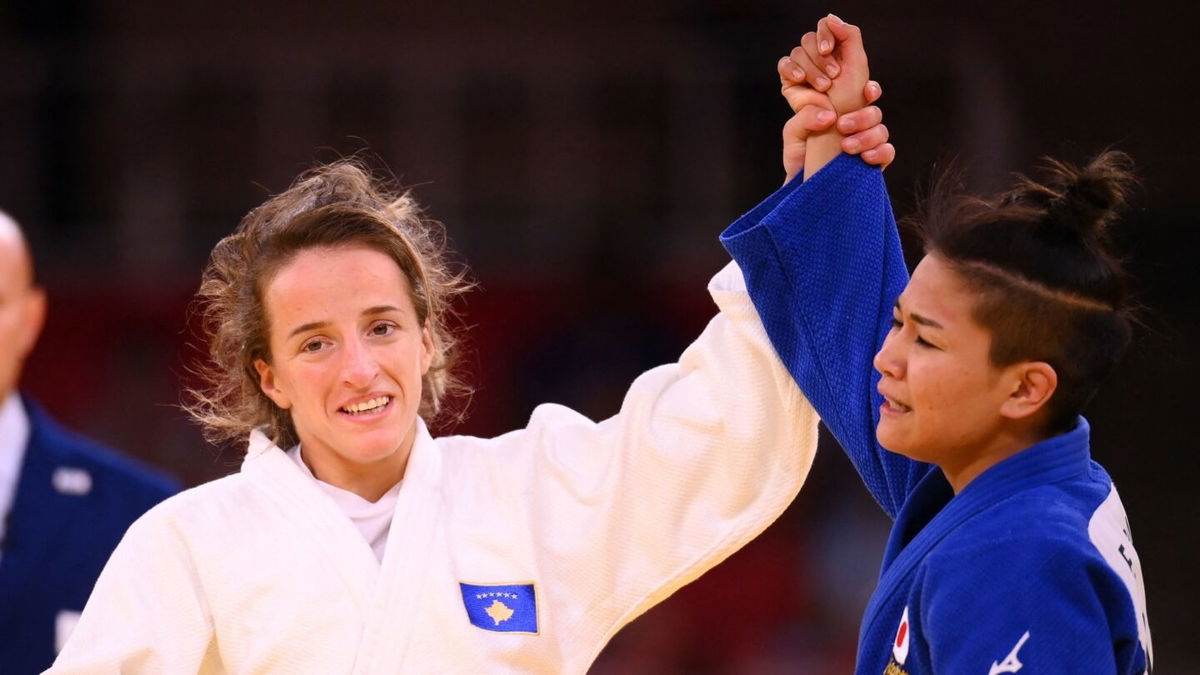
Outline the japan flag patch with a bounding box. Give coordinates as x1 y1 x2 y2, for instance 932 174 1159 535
892 606 911 665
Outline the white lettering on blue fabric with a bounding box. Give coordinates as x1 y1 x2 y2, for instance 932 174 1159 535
988 631 1030 675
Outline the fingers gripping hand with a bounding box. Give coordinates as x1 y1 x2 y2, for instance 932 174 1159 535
783 105 839 183
814 14 870 115
811 16 893 170
839 105 894 168
838 102 886 150
778 76 891 175
778 43 876 117
778 62 837 181
778 56 835 110
837 85 893 168
778 20 892 175
780 16 849 94
861 142 895 169
783 44 832 92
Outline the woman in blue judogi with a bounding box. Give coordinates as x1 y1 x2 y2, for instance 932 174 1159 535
725 14 1153 674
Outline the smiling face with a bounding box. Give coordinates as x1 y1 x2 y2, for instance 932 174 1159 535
872 254 1055 491
254 245 432 497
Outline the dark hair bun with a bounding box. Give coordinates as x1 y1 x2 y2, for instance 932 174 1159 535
1036 150 1135 241
916 149 1138 434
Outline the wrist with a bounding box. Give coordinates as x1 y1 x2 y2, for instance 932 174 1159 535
831 93 869 118
802 129 845 180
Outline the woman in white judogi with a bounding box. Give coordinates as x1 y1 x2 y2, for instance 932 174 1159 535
49 140 873 673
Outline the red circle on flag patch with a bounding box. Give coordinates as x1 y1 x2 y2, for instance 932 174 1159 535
895 618 908 647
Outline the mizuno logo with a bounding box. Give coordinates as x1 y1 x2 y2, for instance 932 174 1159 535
989 631 1030 675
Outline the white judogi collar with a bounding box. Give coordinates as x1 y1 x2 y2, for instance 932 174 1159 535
0 393 31 555
240 419 444 630
287 444 402 563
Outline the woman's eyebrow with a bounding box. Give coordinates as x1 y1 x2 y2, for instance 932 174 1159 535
285 306 405 340
363 304 403 317
894 300 944 329
287 320 328 340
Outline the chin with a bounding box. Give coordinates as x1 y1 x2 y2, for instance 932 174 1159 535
875 425 916 460
337 430 402 461
875 421 898 449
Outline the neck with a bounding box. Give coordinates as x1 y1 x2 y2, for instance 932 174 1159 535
312 458 406 503
940 423 1048 494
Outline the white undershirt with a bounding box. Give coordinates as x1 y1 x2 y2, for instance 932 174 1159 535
286 445 400 562
0 393 31 561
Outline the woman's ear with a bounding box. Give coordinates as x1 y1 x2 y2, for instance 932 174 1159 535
254 358 291 409
999 361 1058 421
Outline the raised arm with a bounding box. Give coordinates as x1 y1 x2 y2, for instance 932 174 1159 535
434 262 822 665
722 18 930 519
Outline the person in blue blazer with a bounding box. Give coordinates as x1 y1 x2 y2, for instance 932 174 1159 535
0 210 179 674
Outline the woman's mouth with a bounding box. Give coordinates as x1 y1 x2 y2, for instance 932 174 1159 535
340 395 392 416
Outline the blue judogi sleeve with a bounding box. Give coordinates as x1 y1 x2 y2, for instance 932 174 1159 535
720 154 927 519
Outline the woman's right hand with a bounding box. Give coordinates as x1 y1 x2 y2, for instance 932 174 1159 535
784 14 871 116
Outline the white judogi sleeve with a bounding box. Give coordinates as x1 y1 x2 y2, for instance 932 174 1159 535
390 262 820 671
48 503 224 673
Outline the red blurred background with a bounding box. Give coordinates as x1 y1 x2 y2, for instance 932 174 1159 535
5 0 1196 671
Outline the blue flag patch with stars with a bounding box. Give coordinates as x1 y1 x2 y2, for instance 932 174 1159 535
459 582 539 633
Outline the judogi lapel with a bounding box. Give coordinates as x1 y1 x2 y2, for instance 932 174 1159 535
353 423 445 673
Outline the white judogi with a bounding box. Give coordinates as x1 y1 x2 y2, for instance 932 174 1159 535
49 263 819 674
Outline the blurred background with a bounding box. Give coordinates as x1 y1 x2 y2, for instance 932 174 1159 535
3 0 1195 671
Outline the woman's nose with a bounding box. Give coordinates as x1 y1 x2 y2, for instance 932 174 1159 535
341 338 380 387
873 332 903 379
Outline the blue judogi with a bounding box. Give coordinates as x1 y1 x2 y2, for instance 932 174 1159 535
0 396 178 674
721 154 1153 674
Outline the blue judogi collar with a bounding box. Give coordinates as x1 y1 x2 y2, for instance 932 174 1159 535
869 418 1094 614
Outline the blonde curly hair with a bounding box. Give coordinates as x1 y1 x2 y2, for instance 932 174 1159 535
188 160 471 450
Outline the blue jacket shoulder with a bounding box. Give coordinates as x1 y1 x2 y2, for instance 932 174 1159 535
25 397 180 502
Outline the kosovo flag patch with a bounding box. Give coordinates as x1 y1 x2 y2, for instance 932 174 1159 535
459 582 539 634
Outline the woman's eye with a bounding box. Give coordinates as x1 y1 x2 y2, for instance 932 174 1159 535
301 339 326 353
914 335 941 350
370 322 396 337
